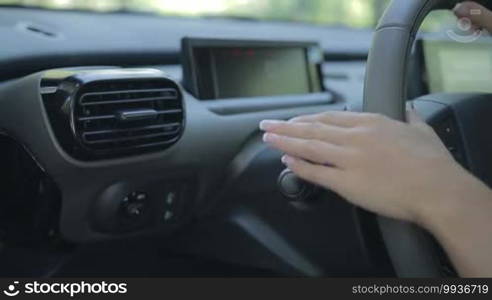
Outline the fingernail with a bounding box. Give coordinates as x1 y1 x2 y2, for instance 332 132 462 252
263 133 278 143
259 120 281 131
282 155 295 165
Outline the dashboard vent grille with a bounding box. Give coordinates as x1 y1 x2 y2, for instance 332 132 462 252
73 79 184 156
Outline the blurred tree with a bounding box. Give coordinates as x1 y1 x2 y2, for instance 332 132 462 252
0 0 456 31
224 0 390 28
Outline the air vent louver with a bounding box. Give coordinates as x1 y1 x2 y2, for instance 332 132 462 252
75 80 183 152
41 69 184 160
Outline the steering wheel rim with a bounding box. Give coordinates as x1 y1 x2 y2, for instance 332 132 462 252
363 0 459 277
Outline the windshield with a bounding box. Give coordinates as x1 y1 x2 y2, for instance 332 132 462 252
0 0 455 30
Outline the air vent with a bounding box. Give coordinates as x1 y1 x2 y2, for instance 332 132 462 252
41 69 184 160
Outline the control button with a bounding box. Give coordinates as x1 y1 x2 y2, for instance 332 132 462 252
436 120 456 138
125 202 145 218
165 191 177 205
136 193 147 201
161 188 181 224
163 210 174 222
278 170 306 198
278 169 320 202
121 191 148 219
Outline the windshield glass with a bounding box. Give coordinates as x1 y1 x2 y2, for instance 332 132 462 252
0 0 455 30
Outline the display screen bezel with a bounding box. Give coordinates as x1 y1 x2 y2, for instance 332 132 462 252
181 38 324 100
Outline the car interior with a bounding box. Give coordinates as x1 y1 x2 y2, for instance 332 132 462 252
0 0 491 277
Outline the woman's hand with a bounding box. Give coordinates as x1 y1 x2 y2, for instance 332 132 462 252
260 110 480 226
261 110 492 277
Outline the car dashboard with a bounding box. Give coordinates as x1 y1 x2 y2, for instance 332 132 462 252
0 7 468 277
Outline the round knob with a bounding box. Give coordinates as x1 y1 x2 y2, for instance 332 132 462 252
277 169 318 201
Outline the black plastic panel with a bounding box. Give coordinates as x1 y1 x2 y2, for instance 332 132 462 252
0 135 62 247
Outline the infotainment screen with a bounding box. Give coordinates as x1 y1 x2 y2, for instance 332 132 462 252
182 38 324 100
418 38 492 93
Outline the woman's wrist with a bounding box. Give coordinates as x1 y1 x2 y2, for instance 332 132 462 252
413 165 492 277
415 164 492 234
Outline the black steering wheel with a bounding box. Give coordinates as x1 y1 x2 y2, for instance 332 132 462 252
363 0 491 277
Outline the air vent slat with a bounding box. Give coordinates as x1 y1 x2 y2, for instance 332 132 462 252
80 88 177 104
78 115 116 122
81 96 178 106
83 123 180 137
80 88 176 98
83 130 180 145
77 109 183 122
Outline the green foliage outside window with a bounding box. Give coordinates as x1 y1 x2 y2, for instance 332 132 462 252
0 0 457 31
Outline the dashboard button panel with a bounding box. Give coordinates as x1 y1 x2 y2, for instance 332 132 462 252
162 190 180 224
93 180 193 235
120 192 148 219
434 116 467 168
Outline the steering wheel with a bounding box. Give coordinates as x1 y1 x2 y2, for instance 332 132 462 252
363 0 470 277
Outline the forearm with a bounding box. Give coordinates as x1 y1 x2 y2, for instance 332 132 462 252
418 169 492 277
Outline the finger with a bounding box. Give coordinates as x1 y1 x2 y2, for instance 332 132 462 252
290 111 384 128
259 120 348 145
281 155 344 191
263 133 349 167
